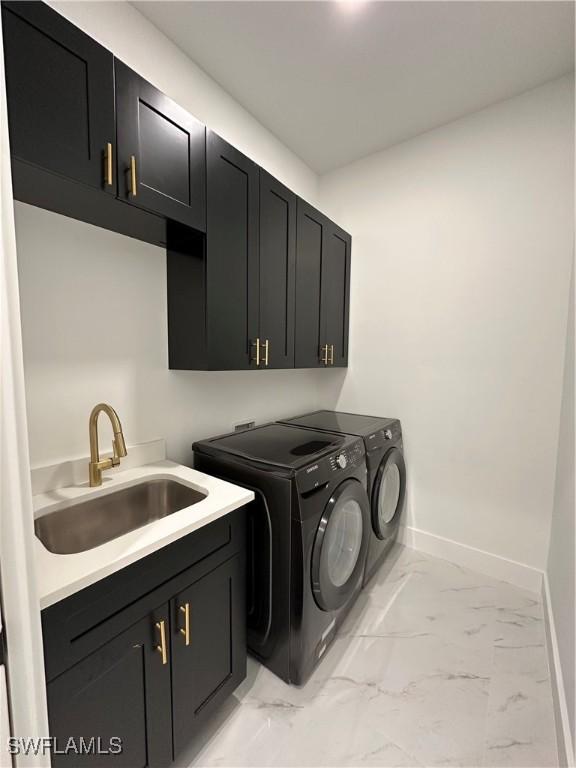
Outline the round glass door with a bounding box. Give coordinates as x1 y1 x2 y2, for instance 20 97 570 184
372 448 406 539
324 497 363 587
311 479 369 611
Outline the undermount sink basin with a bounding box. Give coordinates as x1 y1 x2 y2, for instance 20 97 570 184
35 478 207 555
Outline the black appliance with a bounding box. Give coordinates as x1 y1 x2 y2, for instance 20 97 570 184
279 411 406 586
193 423 369 685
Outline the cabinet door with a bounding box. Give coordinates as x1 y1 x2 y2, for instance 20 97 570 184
170 555 246 758
115 60 206 231
2 1 115 193
321 223 351 367
259 171 296 369
295 200 326 367
47 606 172 768
206 131 259 370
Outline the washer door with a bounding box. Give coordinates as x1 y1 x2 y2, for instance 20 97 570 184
372 447 406 539
311 479 369 611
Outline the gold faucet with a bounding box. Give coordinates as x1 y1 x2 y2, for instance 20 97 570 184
88 403 128 487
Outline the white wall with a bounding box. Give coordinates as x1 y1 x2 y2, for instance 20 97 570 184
15 203 335 467
319 76 574 570
14 1 338 470
547 259 575 752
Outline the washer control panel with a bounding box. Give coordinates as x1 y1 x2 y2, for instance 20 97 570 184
328 441 364 473
297 439 365 494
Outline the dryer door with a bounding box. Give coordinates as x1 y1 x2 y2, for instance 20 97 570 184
372 447 406 539
311 478 369 611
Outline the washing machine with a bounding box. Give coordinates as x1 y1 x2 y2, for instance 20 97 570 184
279 411 406 587
193 423 369 685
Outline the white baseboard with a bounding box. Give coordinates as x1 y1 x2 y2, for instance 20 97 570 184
542 573 575 767
397 524 543 593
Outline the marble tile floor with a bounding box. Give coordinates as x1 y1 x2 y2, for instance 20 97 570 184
183 545 558 768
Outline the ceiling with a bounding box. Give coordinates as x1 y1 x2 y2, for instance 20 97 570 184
133 1 575 174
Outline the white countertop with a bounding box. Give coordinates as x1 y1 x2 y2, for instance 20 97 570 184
33 459 254 609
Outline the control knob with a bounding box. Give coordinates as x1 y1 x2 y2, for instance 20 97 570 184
384 429 393 440
336 453 348 469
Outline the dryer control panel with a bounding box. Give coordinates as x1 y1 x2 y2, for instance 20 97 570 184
365 419 402 450
297 439 365 494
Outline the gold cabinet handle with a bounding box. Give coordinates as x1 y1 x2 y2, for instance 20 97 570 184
128 155 137 197
155 620 168 665
179 603 190 646
251 337 260 367
329 344 335 365
104 142 113 186
263 339 269 367
320 344 329 366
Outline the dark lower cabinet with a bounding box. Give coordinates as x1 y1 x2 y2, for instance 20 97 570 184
42 510 247 767
295 200 351 368
47 608 172 768
2 1 115 193
171 555 246 758
115 61 206 231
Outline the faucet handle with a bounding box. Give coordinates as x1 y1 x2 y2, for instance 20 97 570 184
114 432 128 459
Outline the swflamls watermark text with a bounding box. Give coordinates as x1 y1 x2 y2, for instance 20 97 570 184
7 737 123 756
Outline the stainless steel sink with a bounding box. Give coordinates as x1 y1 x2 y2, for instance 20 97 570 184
35 478 206 554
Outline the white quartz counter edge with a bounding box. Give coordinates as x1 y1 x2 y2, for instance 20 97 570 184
33 460 254 609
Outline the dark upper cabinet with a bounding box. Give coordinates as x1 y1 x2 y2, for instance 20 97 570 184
168 175 350 371
295 201 325 368
321 223 351 367
204 131 259 369
2 1 115 193
115 61 206 232
295 200 351 368
47 607 173 768
168 143 300 371
171 554 246 758
259 171 297 369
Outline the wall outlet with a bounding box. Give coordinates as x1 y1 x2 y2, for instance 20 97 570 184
233 419 255 432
